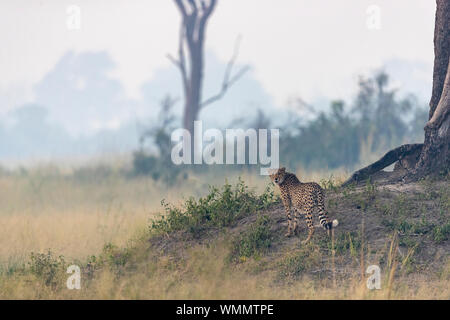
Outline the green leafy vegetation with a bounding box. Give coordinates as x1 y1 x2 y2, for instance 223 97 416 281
277 246 322 279
332 231 362 256
382 218 435 236
131 71 428 179
150 178 278 236
0 172 448 299
228 215 273 262
280 72 427 170
28 250 66 288
433 223 450 243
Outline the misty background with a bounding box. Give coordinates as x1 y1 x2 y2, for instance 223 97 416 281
0 0 435 168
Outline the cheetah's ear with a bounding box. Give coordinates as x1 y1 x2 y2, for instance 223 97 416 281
279 167 286 173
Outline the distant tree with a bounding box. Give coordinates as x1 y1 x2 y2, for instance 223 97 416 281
353 71 412 150
133 95 185 184
282 100 360 170
169 0 249 135
278 71 428 172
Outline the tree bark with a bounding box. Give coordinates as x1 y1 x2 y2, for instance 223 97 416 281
429 0 450 119
342 1 450 185
413 0 450 177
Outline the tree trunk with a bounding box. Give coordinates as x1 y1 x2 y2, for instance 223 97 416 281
413 0 450 177
171 1 247 136
183 47 204 135
342 0 449 185
172 0 217 135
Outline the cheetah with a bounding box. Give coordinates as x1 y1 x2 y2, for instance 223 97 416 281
269 167 338 243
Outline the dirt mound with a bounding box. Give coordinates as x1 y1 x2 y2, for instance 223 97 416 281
149 179 450 281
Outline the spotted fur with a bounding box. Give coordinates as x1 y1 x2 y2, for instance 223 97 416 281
269 167 338 243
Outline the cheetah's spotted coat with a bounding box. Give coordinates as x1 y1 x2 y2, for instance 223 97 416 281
269 167 338 243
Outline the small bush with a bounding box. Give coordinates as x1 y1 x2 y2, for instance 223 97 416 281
433 223 450 243
382 218 435 236
228 215 273 262
28 250 66 288
100 243 131 273
150 179 278 236
277 246 321 279
316 231 361 256
132 150 186 185
334 231 361 255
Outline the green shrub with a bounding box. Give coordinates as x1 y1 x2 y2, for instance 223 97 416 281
228 215 273 262
433 223 450 243
100 243 131 272
334 231 361 255
382 218 434 236
317 231 361 256
277 246 321 279
150 178 278 236
28 250 66 288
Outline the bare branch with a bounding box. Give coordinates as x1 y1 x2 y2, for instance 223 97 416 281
204 0 217 16
187 0 198 13
174 0 197 50
166 53 180 66
200 0 207 11
197 0 217 45
174 0 188 18
201 35 250 108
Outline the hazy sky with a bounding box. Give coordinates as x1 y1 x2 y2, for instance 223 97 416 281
0 0 436 117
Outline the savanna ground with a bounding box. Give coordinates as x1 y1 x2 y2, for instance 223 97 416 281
0 162 448 299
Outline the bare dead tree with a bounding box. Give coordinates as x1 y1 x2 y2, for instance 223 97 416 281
343 0 449 186
169 0 249 135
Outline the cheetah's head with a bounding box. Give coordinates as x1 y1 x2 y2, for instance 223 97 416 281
269 167 287 185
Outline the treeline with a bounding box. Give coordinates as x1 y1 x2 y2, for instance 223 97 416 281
280 72 427 170
133 71 428 184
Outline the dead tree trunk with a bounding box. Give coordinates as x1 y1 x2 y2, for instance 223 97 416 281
343 1 449 185
170 0 249 135
171 0 215 135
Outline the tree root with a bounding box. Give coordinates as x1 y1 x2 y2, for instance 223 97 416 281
341 143 423 187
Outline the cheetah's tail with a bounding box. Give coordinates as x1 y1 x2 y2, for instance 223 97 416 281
332 219 339 228
324 219 339 230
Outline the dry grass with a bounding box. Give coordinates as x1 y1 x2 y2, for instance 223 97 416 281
0 175 154 265
0 163 447 299
0 165 345 264
1 240 448 300
0 166 269 264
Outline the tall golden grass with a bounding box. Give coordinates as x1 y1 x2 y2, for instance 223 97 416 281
1 239 448 299
0 163 448 299
0 165 347 265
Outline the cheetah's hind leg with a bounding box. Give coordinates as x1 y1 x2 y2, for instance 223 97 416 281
301 228 314 244
292 208 300 235
301 207 315 244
